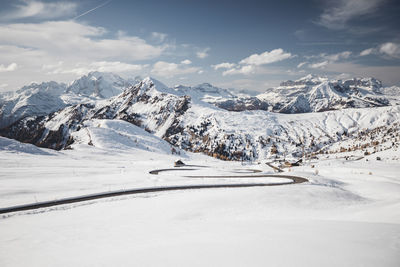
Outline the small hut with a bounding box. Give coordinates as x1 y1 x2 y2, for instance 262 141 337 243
174 160 185 167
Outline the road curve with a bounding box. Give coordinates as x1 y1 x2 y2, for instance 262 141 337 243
0 170 308 215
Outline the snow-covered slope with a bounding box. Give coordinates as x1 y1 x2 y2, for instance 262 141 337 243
380 85 400 96
71 119 180 154
169 104 400 161
379 85 400 106
0 136 55 155
1 130 399 267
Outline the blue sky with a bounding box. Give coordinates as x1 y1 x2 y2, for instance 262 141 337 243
0 0 399 92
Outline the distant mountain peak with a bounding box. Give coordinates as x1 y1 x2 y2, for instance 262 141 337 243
141 76 170 92
67 71 135 98
1 72 399 133
280 74 328 87
17 80 66 95
172 82 237 104
196 82 214 88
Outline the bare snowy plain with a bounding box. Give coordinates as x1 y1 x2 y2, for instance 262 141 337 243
0 118 399 267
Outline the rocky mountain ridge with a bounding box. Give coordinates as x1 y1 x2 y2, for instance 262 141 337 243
217 75 392 113
0 78 190 150
0 72 140 128
1 76 399 162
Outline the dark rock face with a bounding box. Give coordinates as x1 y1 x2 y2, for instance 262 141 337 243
215 97 269 112
0 116 46 147
0 117 72 150
0 103 94 150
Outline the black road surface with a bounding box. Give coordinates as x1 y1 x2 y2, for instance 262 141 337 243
0 168 308 215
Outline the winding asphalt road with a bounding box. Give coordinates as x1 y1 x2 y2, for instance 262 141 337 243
0 168 308 215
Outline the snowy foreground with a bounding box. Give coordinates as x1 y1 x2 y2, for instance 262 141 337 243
0 137 399 266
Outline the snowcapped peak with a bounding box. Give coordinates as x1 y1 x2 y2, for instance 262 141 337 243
67 71 133 98
142 76 156 85
298 74 317 80
197 82 213 88
280 74 327 87
77 71 124 83
122 76 173 98
141 76 169 92
297 74 328 83
171 82 236 104
86 71 103 78
17 81 66 95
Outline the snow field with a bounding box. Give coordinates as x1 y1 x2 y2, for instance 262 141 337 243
0 139 399 266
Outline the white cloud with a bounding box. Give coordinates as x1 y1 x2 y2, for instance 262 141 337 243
316 0 385 30
51 61 143 76
180 59 192 65
0 63 18 72
297 62 308 68
3 0 77 20
42 61 64 70
0 21 170 90
0 83 9 90
379 42 400 59
0 45 45 66
196 48 210 59
212 62 236 70
223 65 255 76
0 21 165 62
151 32 168 43
239 49 292 66
306 51 352 69
151 61 200 78
359 42 400 59
323 51 352 61
88 61 143 73
309 61 329 69
219 48 292 76
360 48 375 56
335 73 353 80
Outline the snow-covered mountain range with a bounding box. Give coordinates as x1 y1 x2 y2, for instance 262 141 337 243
0 72 140 128
1 73 399 161
217 74 395 113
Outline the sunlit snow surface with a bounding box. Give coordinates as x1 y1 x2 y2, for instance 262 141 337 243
0 134 399 266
